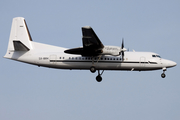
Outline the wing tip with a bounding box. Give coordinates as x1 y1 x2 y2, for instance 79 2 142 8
82 26 91 29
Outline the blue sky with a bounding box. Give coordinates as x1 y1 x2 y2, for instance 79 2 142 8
0 0 180 120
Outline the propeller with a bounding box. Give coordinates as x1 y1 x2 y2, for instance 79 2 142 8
119 38 126 61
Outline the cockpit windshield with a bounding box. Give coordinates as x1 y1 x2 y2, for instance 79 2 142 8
156 55 161 58
152 55 161 58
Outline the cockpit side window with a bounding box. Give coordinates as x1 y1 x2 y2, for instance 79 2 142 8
152 55 156 57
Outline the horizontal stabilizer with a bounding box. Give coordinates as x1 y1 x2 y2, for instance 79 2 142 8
13 41 30 51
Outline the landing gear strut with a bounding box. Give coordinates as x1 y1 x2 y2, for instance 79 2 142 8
90 56 96 73
161 67 166 78
96 70 104 82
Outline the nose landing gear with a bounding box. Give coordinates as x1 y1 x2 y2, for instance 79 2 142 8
161 73 166 78
161 67 166 78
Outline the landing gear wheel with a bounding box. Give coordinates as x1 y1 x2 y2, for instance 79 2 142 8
90 66 96 73
161 73 166 78
96 75 102 82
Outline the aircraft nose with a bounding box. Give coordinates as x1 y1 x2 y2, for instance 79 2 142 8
170 61 177 67
164 60 177 68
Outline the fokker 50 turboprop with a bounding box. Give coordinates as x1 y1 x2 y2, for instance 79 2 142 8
4 17 177 82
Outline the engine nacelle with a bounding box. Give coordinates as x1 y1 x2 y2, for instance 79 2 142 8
101 46 121 56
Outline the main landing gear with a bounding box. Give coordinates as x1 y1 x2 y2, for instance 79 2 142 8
161 67 166 78
90 66 104 82
96 70 104 82
90 66 96 73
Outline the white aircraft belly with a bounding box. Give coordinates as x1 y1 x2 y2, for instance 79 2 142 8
51 60 139 70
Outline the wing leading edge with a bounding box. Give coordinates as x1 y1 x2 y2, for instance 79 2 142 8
64 26 104 56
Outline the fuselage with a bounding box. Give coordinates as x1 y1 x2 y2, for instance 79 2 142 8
5 41 176 71
4 17 177 82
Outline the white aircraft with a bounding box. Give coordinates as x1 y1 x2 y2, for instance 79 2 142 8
4 17 177 82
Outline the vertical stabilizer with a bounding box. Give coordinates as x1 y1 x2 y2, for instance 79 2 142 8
4 17 33 58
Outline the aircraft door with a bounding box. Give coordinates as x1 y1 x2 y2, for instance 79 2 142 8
49 55 57 64
140 57 146 66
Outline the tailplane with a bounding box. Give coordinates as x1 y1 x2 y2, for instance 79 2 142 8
4 17 33 58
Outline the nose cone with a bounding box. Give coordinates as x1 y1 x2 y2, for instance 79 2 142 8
162 59 177 68
170 61 177 67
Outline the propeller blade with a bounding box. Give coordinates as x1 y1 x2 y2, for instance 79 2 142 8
119 38 124 55
122 51 124 60
121 38 125 61
122 51 124 56
121 38 124 49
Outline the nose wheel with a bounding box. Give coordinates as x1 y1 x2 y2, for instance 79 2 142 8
161 67 166 78
161 73 166 78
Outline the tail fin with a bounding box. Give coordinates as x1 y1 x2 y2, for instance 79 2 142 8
4 17 33 58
